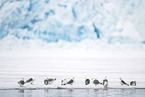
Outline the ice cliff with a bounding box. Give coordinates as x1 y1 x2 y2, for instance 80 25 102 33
0 0 145 45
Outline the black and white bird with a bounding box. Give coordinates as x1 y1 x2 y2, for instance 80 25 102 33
92 78 102 86
130 81 136 86
44 78 56 85
61 77 75 85
67 77 74 85
26 78 35 84
18 78 25 87
120 78 129 86
103 76 108 88
85 78 90 85
61 78 67 85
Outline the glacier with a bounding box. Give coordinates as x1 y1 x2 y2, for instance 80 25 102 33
1 0 145 91
0 0 145 50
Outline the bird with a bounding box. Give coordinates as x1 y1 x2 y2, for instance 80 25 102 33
44 78 56 85
18 78 25 87
103 76 108 88
66 77 74 85
85 78 90 85
92 78 102 86
103 76 108 85
26 78 35 84
61 79 67 85
120 78 129 86
61 77 74 85
130 81 136 86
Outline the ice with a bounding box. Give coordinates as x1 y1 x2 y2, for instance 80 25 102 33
0 0 145 90
0 50 145 89
0 0 145 46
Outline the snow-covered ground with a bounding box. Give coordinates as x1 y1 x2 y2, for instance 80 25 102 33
0 50 145 89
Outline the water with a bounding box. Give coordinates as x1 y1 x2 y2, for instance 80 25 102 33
0 89 145 97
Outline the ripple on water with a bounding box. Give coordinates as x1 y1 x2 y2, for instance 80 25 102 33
0 89 145 97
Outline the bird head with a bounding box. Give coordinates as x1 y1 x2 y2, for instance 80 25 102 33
120 78 122 80
20 78 24 80
32 77 35 81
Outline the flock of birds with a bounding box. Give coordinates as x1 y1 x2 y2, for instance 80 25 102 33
18 77 136 88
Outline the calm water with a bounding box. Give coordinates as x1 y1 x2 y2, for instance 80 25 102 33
0 89 145 97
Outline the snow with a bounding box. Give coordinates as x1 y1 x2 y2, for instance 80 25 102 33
0 50 145 89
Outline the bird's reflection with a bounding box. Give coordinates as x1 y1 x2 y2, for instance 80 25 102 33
18 90 24 97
